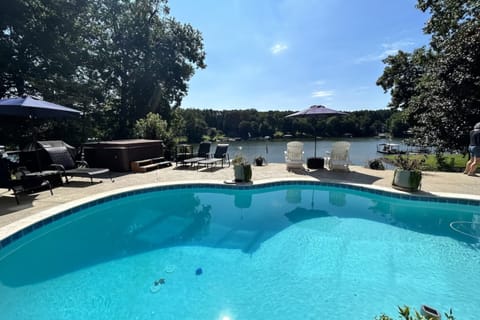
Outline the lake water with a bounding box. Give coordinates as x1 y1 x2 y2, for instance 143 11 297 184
201 138 401 166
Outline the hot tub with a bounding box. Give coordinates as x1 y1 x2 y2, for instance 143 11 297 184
83 139 165 172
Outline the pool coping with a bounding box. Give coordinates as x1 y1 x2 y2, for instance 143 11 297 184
1 178 479 249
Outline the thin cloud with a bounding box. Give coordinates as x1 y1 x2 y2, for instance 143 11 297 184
312 90 334 98
270 43 288 54
313 80 326 86
351 86 371 93
356 40 415 63
382 40 415 50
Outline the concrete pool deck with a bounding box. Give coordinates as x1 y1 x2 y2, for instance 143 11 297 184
1 163 480 232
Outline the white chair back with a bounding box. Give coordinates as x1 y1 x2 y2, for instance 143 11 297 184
284 141 304 170
330 141 350 160
326 141 350 171
286 141 304 161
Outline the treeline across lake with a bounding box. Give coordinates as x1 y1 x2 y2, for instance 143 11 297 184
178 108 408 142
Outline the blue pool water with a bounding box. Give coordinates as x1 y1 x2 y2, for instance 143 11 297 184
0 183 479 320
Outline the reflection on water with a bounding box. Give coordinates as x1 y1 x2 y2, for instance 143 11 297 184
234 190 252 209
284 207 330 223
329 191 346 207
0 184 478 288
285 189 302 204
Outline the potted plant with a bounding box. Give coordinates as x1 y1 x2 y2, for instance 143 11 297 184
391 154 426 192
232 149 252 182
375 305 453 320
254 156 266 166
368 158 385 170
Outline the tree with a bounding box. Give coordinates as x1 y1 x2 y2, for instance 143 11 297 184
90 0 206 137
0 0 93 98
0 0 206 141
377 0 480 150
133 112 169 140
376 49 430 110
169 108 186 139
388 112 410 138
181 110 208 142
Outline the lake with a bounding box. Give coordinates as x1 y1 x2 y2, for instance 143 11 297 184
199 138 402 166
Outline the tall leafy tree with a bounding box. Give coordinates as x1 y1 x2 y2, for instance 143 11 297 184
376 48 430 110
0 0 91 98
1 0 205 141
377 0 480 150
91 0 205 137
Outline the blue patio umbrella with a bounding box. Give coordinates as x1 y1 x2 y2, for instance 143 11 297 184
0 96 81 119
0 96 82 170
286 105 346 157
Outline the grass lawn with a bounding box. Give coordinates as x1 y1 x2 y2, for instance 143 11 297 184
384 153 469 171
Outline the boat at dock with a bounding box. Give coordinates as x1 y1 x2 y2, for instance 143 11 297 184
376 133 388 139
377 143 406 154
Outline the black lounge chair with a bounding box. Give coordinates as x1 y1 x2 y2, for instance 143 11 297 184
183 142 211 166
0 158 53 204
45 146 111 184
197 144 230 169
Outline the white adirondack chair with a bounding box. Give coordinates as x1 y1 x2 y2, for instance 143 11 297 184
325 141 351 171
284 141 304 171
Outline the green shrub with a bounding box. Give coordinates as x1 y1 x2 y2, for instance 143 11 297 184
133 112 170 140
391 154 426 171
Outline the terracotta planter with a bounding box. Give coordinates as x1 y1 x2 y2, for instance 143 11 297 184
392 168 422 191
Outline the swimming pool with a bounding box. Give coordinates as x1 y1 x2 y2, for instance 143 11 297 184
0 182 479 319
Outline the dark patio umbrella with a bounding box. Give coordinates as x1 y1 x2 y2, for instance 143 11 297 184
0 96 82 170
286 105 346 157
0 96 81 119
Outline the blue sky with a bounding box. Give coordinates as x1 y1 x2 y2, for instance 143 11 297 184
169 0 430 111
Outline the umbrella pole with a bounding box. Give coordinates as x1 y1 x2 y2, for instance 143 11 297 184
32 126 43 172
28 118 42 172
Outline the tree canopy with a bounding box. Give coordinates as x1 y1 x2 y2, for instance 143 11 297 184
377 0 480 151
176 108 397 142
0 0 205 140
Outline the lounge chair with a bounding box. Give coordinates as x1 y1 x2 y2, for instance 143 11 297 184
0 158 53 204
183 142 211 166
284 141 304 171
325 141 350 171
197 144 230 169
175 144 194 166
45 146 111 183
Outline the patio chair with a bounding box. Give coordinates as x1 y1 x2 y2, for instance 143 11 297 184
197 144 230 169
325 141 351 171
0 158 53 204
45 146 111 184
183 142 211 166
284 141 304 171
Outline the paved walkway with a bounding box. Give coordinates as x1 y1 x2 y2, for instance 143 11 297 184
1 163 480 233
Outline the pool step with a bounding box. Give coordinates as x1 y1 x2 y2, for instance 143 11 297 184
131 157 172 172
